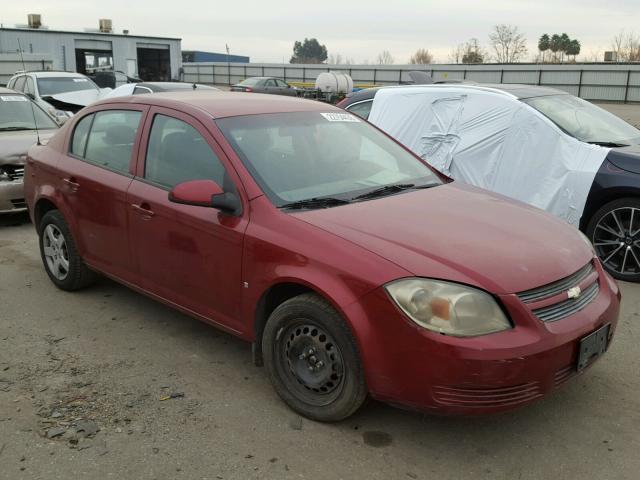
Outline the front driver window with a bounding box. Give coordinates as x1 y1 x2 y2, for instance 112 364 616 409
144 114 227 189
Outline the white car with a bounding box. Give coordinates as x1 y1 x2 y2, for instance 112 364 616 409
106 81 219 98
6 71 109 123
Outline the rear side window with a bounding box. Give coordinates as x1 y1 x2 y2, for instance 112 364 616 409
71 114 94 157
82 110 142 174
144 114 226 189
346 100 373 120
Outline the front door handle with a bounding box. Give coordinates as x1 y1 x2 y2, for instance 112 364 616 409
131 202 155 218
63 177 80 192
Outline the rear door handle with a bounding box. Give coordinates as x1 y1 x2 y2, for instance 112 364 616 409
131 202 155 218
63 177 80 192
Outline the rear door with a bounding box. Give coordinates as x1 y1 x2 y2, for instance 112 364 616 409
57 105 147 281
127 107 248 332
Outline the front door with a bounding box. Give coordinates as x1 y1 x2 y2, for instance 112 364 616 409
127 107 248 332
56 106 146 280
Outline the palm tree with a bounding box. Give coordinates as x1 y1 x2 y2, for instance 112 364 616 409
560 33 571 62
538 34 550 62
550 34 562 62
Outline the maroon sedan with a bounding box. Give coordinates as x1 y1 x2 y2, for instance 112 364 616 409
24 92 620 421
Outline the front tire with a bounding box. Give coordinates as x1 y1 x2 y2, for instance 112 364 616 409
586 197 640 282
38 210 97 291
262 293 367 422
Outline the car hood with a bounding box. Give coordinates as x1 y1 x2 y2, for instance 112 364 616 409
43 88 109 109
606 144 640 174
0 130 56 165
293 183 593 294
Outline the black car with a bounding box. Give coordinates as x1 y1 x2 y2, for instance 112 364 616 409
231 77 298 96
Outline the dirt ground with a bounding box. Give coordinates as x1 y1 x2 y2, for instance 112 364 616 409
1 213 639 480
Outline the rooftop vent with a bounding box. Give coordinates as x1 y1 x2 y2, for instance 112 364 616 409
99 19 113 33
28 14 42 29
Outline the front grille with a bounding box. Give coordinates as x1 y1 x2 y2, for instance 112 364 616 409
0 165 24 181
517 262 595 303
10 199 27 209
532 281 600 322
432 382 543 408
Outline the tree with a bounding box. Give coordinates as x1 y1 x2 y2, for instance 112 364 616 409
559 33 571 62
461 38 485 64
611 31 640 62
488 24 528 63
290 38 328 64
538 34 550 62
408 48 433 64
549 34 562 62
566 39 581 61
448 44 465 64
376 50 395 65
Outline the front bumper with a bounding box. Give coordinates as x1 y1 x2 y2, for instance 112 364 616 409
0 180 27 213
345 259 620 415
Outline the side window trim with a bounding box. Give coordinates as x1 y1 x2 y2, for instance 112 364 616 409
68 113 96 159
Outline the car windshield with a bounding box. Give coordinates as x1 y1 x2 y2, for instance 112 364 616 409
238 78 262 86
37 76 99 96
524 94 640 145
0 94 58 130
216 111 441 207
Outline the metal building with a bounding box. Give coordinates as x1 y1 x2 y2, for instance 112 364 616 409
0 15 181 82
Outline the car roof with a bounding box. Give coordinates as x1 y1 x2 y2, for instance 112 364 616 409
139 82 218 91
343 83 568 106
21 71 90 78
378 83 568 100
95 91 340 118
477 84 568 99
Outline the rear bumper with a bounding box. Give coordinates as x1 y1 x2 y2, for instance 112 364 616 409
345 261 621 415
0 180 27 213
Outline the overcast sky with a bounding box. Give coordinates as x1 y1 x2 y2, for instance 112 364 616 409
2 1 638 63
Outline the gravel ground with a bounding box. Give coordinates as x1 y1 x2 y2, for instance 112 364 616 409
1 213 639 480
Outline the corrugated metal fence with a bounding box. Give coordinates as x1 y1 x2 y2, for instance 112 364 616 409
182 62 640 103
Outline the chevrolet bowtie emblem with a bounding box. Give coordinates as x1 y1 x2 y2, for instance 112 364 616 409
567 286 582 299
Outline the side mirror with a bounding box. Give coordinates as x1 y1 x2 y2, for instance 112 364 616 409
168 179 242 215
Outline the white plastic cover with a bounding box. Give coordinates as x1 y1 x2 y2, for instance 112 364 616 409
368 86 609 226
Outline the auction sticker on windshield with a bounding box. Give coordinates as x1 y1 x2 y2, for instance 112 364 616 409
1 96 28 102
320 112 360 122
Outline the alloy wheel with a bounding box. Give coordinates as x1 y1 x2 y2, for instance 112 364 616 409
592 206 640 276
42 224 70 281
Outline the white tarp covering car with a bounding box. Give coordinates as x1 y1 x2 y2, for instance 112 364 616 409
368 85 609 226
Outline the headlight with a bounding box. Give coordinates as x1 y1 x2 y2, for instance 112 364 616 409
385 278 512 337
0 170 10 182
578 230 596 254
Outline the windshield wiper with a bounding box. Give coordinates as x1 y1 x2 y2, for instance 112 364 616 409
279 197 351 210
588 141 629 147
351 183 416 201
0 126 33 131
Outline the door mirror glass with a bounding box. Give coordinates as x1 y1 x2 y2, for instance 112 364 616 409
169 179 223 207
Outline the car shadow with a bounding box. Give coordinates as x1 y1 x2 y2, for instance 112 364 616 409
0 211 31 228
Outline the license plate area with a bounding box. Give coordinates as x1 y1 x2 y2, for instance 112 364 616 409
577 324 610 371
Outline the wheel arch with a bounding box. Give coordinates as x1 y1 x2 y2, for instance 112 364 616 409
251 280 352 366
580 187 640 232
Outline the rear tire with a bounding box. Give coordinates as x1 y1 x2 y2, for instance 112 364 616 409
586 197 640 282
262 293 367 422
38 210 97 291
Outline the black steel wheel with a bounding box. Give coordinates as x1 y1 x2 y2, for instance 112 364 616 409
587 198 640 282
262 293 367 422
